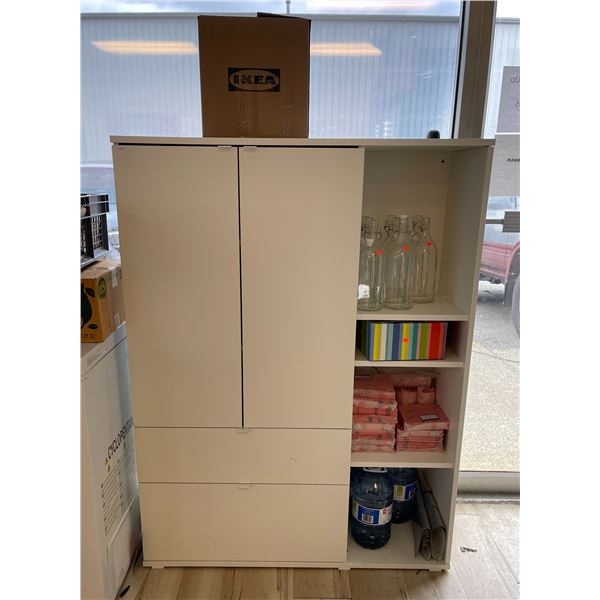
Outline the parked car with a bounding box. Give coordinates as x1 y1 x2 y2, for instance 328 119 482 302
480 198 520 334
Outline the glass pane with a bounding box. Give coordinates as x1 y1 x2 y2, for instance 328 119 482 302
80 0 459 16
81 5 461 244
80 1 287 14
81 16 202 244
309 18 460 138
292 0 460 16
460 2 520 473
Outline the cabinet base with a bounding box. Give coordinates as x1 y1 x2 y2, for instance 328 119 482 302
143 560 448 571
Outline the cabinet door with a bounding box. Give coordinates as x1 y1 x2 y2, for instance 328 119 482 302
112 145 242 427
239 147 364 428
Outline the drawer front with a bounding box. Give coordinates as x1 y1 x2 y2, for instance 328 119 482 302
140 483 349 563
136 428 351 484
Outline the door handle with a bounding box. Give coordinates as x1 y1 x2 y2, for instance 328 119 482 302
237 483 251 489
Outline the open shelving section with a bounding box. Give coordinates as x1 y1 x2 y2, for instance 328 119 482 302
346 522 448 570
348 140 494 569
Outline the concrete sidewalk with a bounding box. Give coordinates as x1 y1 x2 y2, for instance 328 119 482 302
460 282 520 472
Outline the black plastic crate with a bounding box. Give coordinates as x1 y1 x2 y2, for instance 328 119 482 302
81 193 110 268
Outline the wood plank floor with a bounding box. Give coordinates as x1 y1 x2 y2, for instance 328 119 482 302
118 502 519 600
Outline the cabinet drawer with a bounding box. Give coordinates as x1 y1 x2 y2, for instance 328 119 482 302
136 428 350 484
140 483 348 562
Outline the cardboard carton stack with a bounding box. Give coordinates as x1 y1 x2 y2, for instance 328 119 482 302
352 374 397 452
81 259 125 343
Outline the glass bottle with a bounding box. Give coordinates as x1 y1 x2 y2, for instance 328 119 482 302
382 215 399 248
384 215 414 310
357 216 384 311
412 216 437 303
410 215 424 242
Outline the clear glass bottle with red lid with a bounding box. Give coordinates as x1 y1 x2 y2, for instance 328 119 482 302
357 216 384 311
412 216 437 303
383 215 414 310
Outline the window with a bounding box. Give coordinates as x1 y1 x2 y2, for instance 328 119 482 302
81 1 462 245
460 1 520 478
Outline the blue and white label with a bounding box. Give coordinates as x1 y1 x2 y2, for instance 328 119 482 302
351 499 392 526
394 482 417 502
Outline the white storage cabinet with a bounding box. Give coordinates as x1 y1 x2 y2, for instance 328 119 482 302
112 136 493 571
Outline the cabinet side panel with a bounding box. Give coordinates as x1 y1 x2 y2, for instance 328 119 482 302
436 146 493 567
440 147 493 314
112 145 242 427
239 147 364 428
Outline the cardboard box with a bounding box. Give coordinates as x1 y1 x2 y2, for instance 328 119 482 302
81 259 125 343
198 14 310 137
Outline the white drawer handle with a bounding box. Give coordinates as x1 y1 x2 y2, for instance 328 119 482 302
237 483 251 490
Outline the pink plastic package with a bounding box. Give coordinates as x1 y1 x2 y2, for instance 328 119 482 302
352 439 395 445
352 430 395 440
396 432 443 444
352 435 395 443
396 429 444 439
416 386 436 404
352 414 398 424
352 397 397 409
396 440 443 452
353 440 396 448
397 387 417 405
397 442 443 451
352 422 396 432
353 405 397 416
353 374 396 400
352 442 395 453
398 404 450 431
385 371 436 389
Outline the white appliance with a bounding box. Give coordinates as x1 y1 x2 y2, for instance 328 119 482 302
81 324 141 599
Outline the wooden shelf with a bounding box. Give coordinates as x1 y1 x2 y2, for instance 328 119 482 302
356 300 468 322
346 522 447 570
354 348 464 368
351 449 454 469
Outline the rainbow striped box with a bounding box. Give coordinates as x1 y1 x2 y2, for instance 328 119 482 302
358 321 448 361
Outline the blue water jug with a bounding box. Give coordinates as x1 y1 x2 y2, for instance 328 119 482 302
350 467 393 549
389 467 418 523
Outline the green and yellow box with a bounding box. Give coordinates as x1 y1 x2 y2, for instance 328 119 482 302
81 259 125 343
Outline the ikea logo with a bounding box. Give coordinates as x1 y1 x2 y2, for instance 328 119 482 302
228 68 280 92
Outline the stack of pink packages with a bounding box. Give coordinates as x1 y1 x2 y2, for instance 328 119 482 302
386 371 437 406
352 374 397 452
396 403 450 452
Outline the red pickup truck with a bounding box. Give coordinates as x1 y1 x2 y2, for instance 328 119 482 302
480 200 520 334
